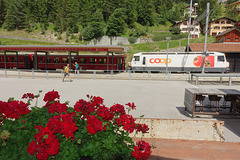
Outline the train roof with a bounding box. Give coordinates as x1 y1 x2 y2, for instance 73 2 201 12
0 45 126 53
134 51 224 55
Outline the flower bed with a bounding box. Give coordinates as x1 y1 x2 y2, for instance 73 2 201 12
0 90 152 160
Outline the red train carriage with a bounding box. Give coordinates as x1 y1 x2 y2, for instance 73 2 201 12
0 54 32 69
0 53 126 71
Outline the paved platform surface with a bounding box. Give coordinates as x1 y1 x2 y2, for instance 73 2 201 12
1 77 240 160
134 138 240 160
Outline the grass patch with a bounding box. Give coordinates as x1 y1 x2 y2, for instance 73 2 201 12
0 38 59 45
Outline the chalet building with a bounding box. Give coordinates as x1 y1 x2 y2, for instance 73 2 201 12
227 0 240 15
188 43 240 72
183 4 198 18
171 18 200 38
205 17 236 36
215 28 240 43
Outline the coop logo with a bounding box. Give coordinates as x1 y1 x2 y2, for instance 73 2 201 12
149 58 172 64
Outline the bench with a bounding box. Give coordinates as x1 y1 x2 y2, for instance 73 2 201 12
184 88 240 118
190 73 240 86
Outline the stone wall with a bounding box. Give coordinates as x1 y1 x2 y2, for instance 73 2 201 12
88 36 153 45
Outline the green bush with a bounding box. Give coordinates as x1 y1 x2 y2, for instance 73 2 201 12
0 91 152 160
128 37 137 44
169 27 181 34
152 32 188 41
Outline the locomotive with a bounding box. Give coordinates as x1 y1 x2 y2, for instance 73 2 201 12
129 52 229 73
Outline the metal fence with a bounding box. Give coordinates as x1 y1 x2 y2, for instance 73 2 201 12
0 69 192 81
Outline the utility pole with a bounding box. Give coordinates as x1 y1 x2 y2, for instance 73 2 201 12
186 0 193 53
201 3 210 74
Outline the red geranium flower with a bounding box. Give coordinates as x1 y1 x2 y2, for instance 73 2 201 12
126 102 136 110
110 104 126 115
87 115 105 135
132 140 152 160
48 102 68 114
116 114 136 133
43 90 60 102
97 105 113 121
135 124 149 133
74 99 95 119
22 93 34 100
91 96 104 106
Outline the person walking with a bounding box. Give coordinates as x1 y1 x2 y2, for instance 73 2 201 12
74 62 79 74
63 64 72 82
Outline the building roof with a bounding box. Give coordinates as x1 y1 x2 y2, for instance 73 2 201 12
210 17 237 23
188 43 240 53
215 28 240 37
227 1 240 6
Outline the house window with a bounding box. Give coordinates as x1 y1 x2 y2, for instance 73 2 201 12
221 21 225 24
222 27 227 29
235 38 239 41
226 38 230 41
183 22 187 25
226 21 231 24
182 28 188 31
215 21 219 24
214 26 220 29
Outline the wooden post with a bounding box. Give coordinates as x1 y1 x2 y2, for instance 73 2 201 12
4 50 7 69
16 51 19 69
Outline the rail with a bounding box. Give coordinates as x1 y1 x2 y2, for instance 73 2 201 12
190 73 240 86
0 69 192 81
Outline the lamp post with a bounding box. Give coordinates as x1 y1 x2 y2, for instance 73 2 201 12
166 37 171 73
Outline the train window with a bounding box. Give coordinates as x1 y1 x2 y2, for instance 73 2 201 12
80 58 87 63
90 58 96 63
100 58 106 64
54 57 60 63
11 57 17 62
19 57 23 62
39 57 43 63
134 56 140 61
218 56 224 62
47 57 51 63
62 58 68 63
0 57 3 62
6 57 9 62
71 57 77 63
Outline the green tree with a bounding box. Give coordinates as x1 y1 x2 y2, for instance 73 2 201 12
82 10 105 40
123 0 137 28
0 0 6 27
137 0 156 26
3 0 27 31
106 8 126 36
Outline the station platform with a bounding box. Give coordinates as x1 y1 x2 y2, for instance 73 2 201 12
133 138 240 160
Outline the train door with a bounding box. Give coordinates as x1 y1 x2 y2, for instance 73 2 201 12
142 56 146 70
117 57 122 70
24 56 29 69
